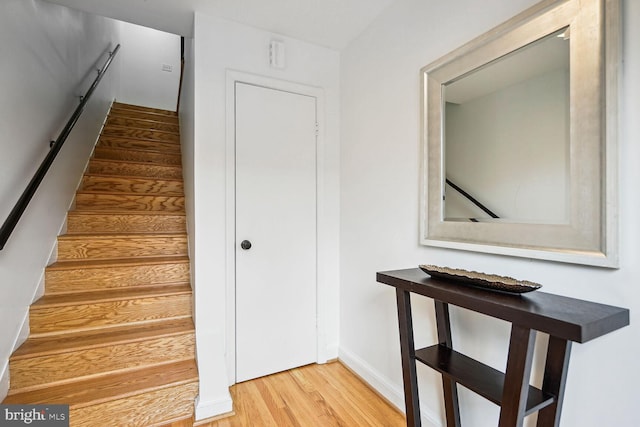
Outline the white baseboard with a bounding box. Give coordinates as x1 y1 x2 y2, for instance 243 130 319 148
339 346 442 427
0 309 30 402
14 314 30 354
195 394 234 421
0 362 9 402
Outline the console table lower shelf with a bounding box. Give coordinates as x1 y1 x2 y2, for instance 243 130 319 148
377 268 629 427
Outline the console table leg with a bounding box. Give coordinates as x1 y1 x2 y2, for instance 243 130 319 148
434 301 461 427
396 289 421 426
536 336 572 427
499 325 536 427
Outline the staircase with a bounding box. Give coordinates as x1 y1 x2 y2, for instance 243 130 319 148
3 102 198 426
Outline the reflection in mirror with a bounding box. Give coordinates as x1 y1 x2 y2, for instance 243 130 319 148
444 29 570 224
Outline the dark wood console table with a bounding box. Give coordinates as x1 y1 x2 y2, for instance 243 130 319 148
377 268 629 427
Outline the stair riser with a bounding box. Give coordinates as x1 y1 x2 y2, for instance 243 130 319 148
93 147 181 165
70 382 198 427
67 213 186 234
102 127 180 143
57 236 188 261
98 136 181 153
9 334 195 391
106 117 179 133
112 103 178 117
109 109 179 125
87 160 183 180
45 263 190 293
29 294 192 335
81 176 184 195
75 194 185 212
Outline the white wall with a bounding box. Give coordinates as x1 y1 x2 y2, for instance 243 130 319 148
177 34 203 412
0 0 120 399
188 13 341 420
116 21 181 111
340 1 639 426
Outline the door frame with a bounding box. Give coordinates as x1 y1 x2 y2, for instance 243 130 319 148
225 70 328 384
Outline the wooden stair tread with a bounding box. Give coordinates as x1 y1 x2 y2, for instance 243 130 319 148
57 233 187 257
74 194 185 213
58 232 187 239
104 124 179 136
66 211 187 234
74 193 185 212
102 127 180 144
12 318 194 359
79 177 184 196
58 230 187 239
76 189 184 197
99 135 181 148
82 173 184 183
56 233 187 261
108 110 179 125
3 360 198 407
86 167 183 181
33 284 192 307
106 117 180 133
58 231 187 240
95 144 182 155
45 259 191 294
105 124 179 132
68 209 185 216
110 109 177 120
93 147 182 165
96 141 181 156
107 115 179 126
88 157 182 175
47 255 189 270
89 158 183 170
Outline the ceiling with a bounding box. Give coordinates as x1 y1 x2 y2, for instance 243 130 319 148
43 0 396 50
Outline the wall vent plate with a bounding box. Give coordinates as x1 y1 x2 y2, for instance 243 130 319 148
269 41 285 69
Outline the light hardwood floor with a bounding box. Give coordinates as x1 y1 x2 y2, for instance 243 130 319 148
165 361 406 427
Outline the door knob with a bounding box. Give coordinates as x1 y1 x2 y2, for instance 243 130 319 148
240 240 252 250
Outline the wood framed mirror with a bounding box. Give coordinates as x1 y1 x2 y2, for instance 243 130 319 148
420 0 620 267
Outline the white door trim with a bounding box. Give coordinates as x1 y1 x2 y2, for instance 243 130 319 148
225 70 328 384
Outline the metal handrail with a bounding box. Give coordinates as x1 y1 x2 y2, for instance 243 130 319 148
445 178 500 219
0 44 121 250
176 36 185 112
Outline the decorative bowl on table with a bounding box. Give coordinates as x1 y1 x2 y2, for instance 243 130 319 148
418 264 542 294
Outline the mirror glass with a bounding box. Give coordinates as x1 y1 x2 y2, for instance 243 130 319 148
443 29 570 224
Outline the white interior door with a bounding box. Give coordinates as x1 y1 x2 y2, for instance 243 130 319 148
235 82 317 383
